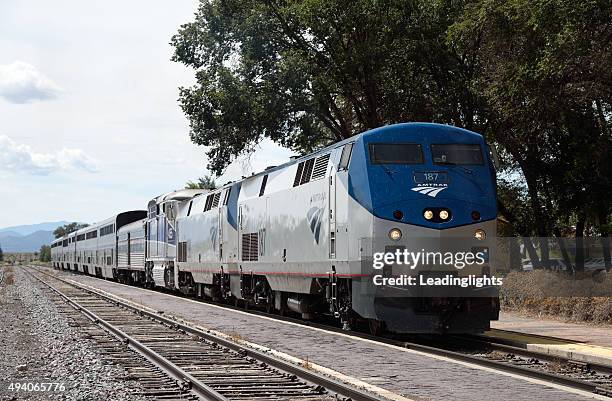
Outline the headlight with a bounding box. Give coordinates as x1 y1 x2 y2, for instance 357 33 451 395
439 210 449 220
389 228 402 241
474 229 486 241
423 210 434 220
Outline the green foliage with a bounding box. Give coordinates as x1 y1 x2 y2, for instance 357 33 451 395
39 245 51 262
185 175 217 190
173 0 611 244
171 0 484 174
0 244 3 261
53 222 90 239
448 0 611 237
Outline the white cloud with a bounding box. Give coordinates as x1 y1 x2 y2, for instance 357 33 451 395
0 61 62 103
0 1 287 227
0 135 98 175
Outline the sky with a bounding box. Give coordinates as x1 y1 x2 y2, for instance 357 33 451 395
0 1 293 228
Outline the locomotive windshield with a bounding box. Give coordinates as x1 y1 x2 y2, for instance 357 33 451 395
430 144 483 165
369 143 423 164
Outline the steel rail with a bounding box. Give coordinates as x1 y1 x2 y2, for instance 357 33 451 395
26 269 229 401
451 334 612 376
26 266 392 401
30 265 612 398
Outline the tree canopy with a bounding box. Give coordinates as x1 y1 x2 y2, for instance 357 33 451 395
53 222 90 239
449 0 611 268
172 0 611 265
39 245 51 262
185 175 217 190
171 0 486 174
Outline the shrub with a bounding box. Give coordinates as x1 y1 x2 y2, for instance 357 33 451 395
500 271 612 324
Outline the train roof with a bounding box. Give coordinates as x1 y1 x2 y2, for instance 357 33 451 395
234 122 485 182
75 210 147 235
117 218 146 234
151 189 209 205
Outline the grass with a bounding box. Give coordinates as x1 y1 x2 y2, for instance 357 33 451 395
227 329 244 343
299 357 313 370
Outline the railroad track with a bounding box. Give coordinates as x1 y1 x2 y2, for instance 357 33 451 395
451 331 612 376
51 296 200 400
24 266 389 401
30 265 612 399
418 334 612 396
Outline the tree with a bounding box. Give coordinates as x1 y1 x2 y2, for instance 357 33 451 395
449 0 611 269
171 0 484 174
53 222 89 239
0 244 3 262
173 0 611 271
185 175 217 190
39 245 51 263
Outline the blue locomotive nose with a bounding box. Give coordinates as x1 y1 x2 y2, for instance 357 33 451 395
348 123 497 229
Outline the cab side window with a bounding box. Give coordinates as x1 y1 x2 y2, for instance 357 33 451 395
338 143 353 170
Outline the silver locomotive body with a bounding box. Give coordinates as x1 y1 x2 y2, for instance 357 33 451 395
170 123 499 333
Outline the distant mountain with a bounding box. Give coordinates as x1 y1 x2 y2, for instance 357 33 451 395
0 230 55 253
0 230 21 239
0 221 69 236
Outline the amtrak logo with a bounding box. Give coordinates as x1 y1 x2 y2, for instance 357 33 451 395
411 185 448 198
307 207 324 244
167 224 176 245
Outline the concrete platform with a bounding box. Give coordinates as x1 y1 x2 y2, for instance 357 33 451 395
492 312 612 366
32 267 611 401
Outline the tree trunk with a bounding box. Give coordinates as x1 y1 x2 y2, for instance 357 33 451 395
522 163 550 270
509 236 522 271
523 237 540 269
497 198 519 230
554 227 574 274
574 213 586 272
599 210 611 272
539 237 550 269
498 198 541 269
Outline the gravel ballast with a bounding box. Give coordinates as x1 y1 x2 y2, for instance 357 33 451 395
0 265 149 401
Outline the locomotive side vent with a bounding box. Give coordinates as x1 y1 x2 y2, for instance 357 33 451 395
241 232 259 261
250 232 259 260
241 234 249 260
177 241 187 262
211 192 221 208
293 162 304 187
300 158 315 185
311 153 330 180
293 154 328 187
204 194 214 211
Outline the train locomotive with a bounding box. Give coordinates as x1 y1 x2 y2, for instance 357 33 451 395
51 123 500 334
